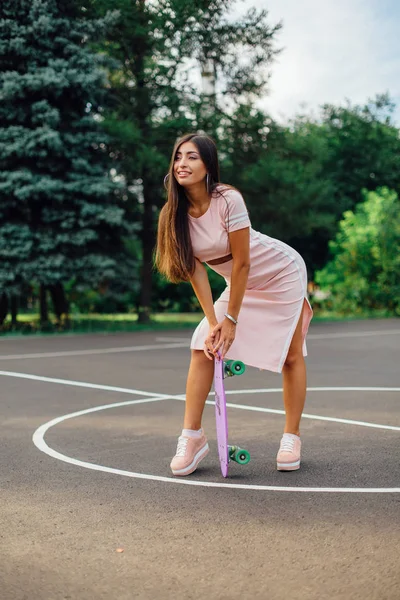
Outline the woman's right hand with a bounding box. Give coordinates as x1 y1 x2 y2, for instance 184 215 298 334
204 324 220 360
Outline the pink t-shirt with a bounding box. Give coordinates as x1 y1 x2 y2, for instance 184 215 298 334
188 187 251 262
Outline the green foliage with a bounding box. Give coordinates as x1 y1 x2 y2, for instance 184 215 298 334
2 1 400 324
219 97 400 276
315 188 400 314
220 108 337 272
83 0 281 320
0 0 137 298
321 93 400 216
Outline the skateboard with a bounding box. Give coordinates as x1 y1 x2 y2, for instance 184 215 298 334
214 355 250 477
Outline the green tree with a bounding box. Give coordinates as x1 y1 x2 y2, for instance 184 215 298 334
321 93 400 216
221 97 400 277
221 107 337 274
315 187 400 315
85 0 281 322
0 0 135 327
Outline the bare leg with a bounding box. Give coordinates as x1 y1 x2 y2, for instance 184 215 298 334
183 350 215 430
282 302 307 436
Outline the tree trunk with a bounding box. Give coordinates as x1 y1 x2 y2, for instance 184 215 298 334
11 295 18 325
0 292 8 327
138 180 155 324
39 284 49 325
135 18 154 325
49 282 70 326
201 58 217 117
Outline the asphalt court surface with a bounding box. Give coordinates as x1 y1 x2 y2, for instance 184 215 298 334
1 318 400 599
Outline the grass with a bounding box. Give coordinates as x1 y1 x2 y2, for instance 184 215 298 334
0 312 204 337
0 309 397 338
308 308 396 322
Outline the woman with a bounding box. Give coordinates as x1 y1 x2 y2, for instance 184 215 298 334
155 133 313 477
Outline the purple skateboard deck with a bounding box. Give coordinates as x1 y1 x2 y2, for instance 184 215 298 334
214 356 229 477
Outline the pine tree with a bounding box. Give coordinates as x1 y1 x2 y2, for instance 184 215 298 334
0 0 135 327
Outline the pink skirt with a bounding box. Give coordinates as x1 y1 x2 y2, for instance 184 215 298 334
190 234 313 373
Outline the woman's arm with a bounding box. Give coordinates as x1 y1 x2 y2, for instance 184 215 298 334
211 227 250 358
226 227 250 322
190 258 218 327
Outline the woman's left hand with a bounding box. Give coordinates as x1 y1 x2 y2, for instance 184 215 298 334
211 318 237 360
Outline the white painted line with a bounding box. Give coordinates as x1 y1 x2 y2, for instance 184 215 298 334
0 332 91 342
3 370 400 429
32 394 400 493
222 387 400 394
217 402 400 431
0 370 171 398
1 328 399 359
156 337 191 342
308 330 400 340
0 342 187 361
35 396 168 426
2 370 399 431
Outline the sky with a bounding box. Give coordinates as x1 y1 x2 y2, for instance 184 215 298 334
233 0 400 125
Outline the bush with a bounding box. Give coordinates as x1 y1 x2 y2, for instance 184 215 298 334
315 187 400 315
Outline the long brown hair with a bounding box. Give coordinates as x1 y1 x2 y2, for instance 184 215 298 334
154 133 223 283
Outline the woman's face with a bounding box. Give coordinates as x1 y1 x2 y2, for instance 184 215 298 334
173 141 207 188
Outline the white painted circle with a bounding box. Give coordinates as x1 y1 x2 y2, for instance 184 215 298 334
32 388 400 494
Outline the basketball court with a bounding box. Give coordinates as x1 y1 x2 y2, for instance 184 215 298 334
1 318 399 599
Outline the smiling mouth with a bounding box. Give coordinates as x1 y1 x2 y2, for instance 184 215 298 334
178 172 191 176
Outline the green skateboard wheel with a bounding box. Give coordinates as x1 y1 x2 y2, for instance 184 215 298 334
224 360 246 377
228 445 251 465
